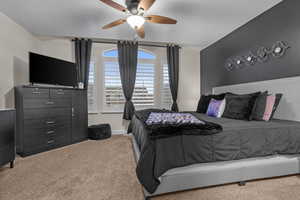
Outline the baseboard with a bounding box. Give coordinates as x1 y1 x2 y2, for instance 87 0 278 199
112 130 126 135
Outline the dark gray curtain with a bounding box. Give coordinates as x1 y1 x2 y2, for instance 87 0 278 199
167 45 180 112
75 38 92 89
117 41 138 120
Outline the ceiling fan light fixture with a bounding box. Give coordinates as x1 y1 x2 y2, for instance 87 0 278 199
127 15 145 29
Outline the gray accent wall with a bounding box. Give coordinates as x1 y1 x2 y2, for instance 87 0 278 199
200 0 300 94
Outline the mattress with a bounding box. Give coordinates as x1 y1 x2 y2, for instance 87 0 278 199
131 112 300 193
132 135 300 197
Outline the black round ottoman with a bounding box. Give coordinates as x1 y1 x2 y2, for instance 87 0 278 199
88 124 112 140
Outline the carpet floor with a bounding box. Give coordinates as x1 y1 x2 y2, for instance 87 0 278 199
1 135 300 200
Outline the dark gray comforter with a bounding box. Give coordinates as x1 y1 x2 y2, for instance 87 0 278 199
131 112 300 193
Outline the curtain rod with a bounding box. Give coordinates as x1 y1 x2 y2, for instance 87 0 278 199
71 38 181 48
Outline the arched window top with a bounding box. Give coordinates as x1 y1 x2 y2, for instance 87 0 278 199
103 49 118 58
103 49 156 59
138 50 156 59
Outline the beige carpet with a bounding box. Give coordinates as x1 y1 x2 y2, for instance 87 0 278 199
1 136 300 200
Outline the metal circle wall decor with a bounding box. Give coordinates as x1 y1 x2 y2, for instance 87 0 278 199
257 47 270 63
224 41 290 72
235 56 246 69
244 51 257 66
271 41 290 58
225 58 235 72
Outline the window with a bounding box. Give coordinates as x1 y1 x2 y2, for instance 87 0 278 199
161 64 172 108
103 61 124 111
103 49 156 59
88 62 97 113
134 63 155 107
87 48 172 113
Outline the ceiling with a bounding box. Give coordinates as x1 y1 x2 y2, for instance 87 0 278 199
0 0 282 48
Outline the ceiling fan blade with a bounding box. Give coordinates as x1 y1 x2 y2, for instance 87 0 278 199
138 0 155 11
135 26 145 39
99 0 127 12
102 19 126 29
146 15 177 24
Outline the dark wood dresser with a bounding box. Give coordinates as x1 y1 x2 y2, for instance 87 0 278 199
15 86 88 157
0 109 15 168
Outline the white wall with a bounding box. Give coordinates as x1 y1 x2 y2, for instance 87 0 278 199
0 13 75 109
0 13 37 108
178 47 201 111
0 12 201 133
34 37 74 62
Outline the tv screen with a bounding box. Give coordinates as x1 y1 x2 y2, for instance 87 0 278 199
29 52 77 87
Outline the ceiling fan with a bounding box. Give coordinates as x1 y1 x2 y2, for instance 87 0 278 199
100 0 177 39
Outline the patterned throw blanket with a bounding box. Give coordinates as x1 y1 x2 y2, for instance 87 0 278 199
146 112 205 125
132 109 223 139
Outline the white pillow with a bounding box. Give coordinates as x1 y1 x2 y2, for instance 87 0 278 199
217 99 226 118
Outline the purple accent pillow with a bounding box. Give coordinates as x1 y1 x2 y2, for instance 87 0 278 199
146 112 205 126
206 99 226 118
196 93 226 113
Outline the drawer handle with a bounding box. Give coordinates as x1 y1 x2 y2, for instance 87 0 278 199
57 92 65 95
47 140 55 144
47 130 55 134
46 101 54 105
32 91 41 94
46 121 55 125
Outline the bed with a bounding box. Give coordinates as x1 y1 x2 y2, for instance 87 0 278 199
130 112 300 199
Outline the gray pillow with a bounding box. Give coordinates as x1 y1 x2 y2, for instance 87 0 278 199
222 92 261 120
270 94 283 119
249 91 268 121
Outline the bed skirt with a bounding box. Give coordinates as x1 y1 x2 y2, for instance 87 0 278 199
131 135 300 198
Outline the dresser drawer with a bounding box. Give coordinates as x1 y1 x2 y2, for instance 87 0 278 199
23 98 51 109
49 108 71 118
23 98 71 109
23 126 70 149
50 98 72 108
23 130 47 149
24 108 71 120
22 88 49 99
24 109 49 119
46 126 71 138
24 126 70 137
24 117 71 130
50 89 72 99
46 130 70 147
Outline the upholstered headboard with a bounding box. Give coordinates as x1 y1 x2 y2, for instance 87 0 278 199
213 76 300 122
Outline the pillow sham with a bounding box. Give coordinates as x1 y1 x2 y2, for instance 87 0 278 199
206 99 226 118
270 93 283 119
262 95 276 121
249 91 268 121
222 92 261 120
196 95 211 113
196 93 225 113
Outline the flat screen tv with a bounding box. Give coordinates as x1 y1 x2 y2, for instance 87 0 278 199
29 52 77 87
